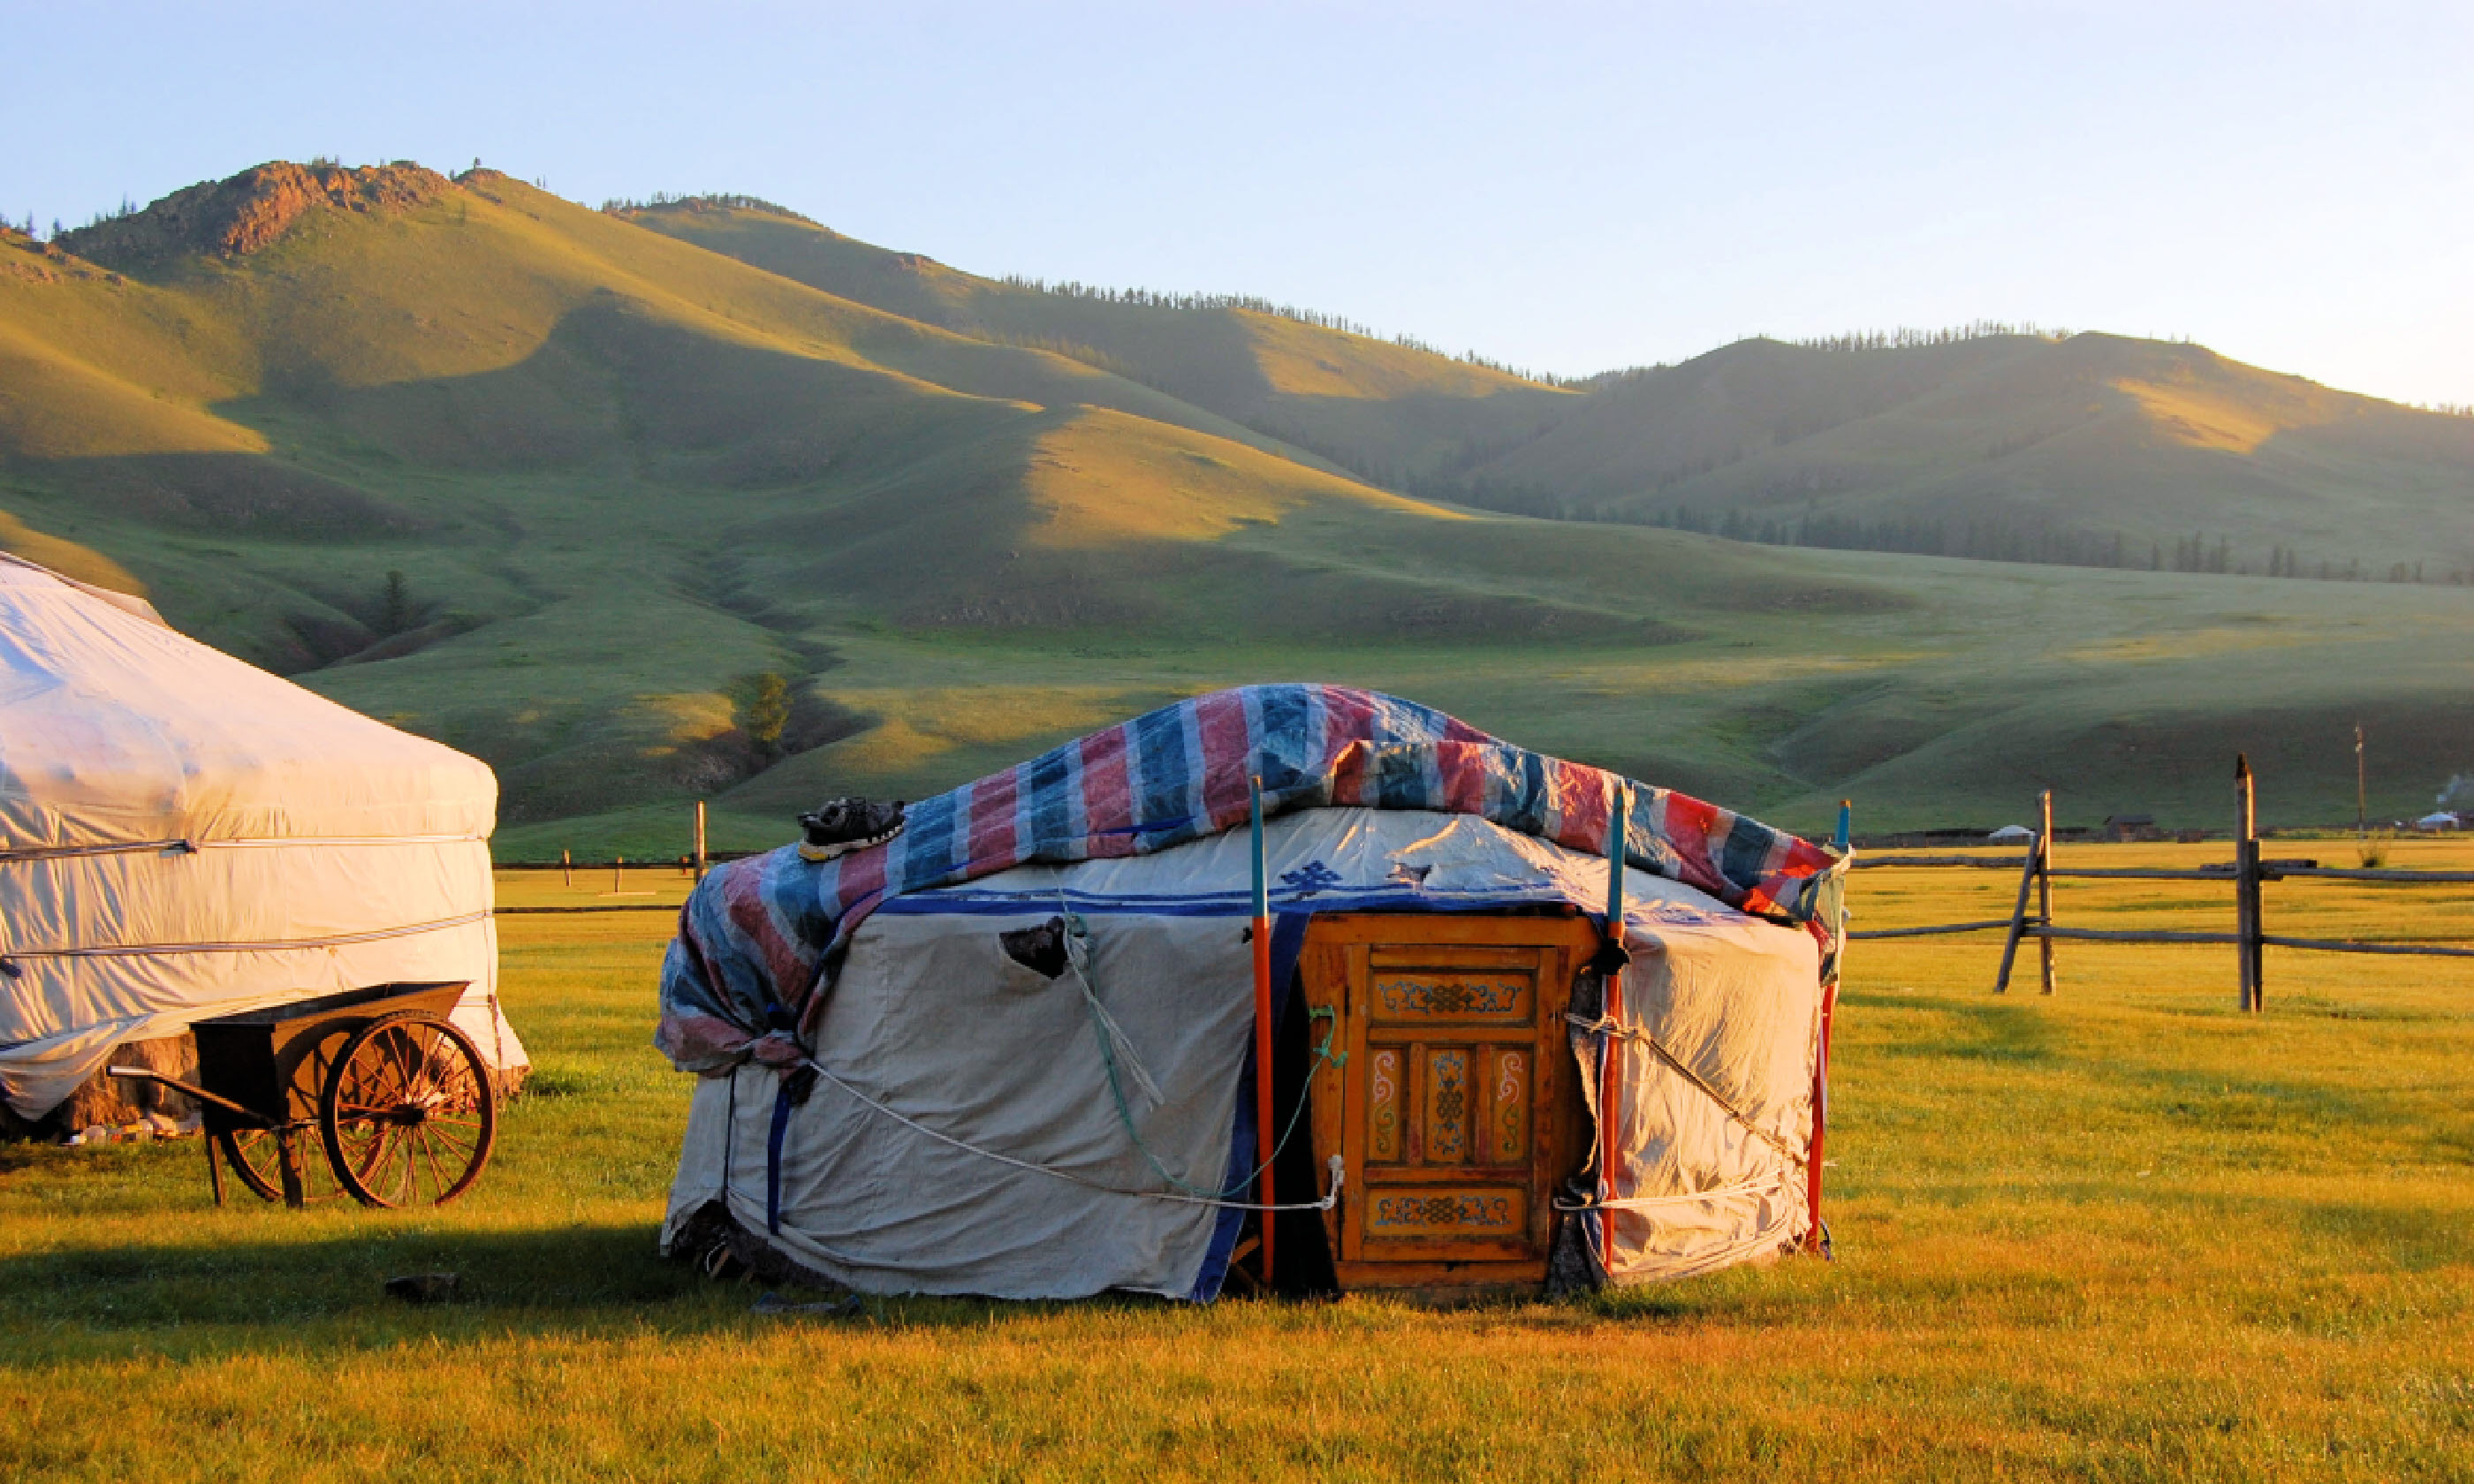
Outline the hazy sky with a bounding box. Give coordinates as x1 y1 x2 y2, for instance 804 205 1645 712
12 2 2470 404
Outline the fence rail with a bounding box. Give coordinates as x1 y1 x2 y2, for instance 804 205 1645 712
489 802 720 915
1845 762 2474 1006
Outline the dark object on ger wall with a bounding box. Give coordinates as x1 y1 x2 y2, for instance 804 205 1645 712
998 916 1071 980
796 798 907 862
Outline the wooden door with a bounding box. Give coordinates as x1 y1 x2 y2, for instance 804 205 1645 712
1301 913 1597 1291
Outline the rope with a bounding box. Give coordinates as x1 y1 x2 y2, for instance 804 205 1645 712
0 833 488 863
738 900 1350 1215
0 909 494 960
797 1056 1342 1211
1566 1011 1807 1167
1063 910 1164 1109
1060 897 1334 1202
1553 1167 1799 1213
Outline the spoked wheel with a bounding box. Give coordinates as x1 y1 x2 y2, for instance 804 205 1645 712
318 1011 497 1208
218 1021 360 1203
218 1126 352 1203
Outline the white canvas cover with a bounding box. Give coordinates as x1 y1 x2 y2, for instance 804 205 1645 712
0 555 523 1121
663 806 1819 1298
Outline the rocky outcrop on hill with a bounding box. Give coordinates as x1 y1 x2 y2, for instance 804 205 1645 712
61 161 451 271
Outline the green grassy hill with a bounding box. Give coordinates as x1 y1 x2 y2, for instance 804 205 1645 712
625 201 2474 577
4 162 2470 854
618 201 1575 489
1459 332 2474 575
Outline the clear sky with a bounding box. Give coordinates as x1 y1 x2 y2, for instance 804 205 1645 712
12 1 2470 404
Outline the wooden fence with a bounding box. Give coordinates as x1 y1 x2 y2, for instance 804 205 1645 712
494 778 2474 969
495 802 725 915
1845 757 2474 1008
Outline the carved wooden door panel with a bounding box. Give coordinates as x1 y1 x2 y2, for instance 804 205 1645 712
1302 914 1596 1290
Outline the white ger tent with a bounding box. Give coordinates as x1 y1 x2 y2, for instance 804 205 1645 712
0 554 523 1127
656 685 1845 1301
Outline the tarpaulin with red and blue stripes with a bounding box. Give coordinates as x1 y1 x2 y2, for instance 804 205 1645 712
656 684 1841 1072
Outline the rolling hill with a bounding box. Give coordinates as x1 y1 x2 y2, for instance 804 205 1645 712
3 160 2470 852
627 201 2474 578
1458 332 2474 575
616 198 1575 491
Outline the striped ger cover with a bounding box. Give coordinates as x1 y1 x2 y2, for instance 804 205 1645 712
656 684 1843 1072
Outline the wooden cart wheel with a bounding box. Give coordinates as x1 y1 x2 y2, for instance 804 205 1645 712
318 1010 497 1208
217 1021 360 1203
217 1127 331 1203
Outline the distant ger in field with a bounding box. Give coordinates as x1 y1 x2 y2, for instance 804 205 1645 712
0 554 526 1139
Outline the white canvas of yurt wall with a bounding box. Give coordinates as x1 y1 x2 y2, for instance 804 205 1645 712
0 555 524 1132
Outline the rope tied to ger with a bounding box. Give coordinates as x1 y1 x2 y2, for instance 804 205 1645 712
1061 899 1338 1206
755 897 1344 1215
795 1056 1342 1212
1552 1010 1806 1215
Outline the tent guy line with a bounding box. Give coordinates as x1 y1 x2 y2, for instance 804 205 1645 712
0 834 489 863
0 910 493 961
795 1054 1347 1213
1561 1011 1809 1169
1559 1168 1801 1214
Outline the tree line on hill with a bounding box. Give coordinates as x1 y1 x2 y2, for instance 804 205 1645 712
601 192 816 223
11 200 138 242
992 275 1581 387
1791 321 2072 352
1630 506 2470 583
1380 459 2470 586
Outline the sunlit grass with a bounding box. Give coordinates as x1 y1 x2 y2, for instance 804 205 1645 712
1 848 2468 1480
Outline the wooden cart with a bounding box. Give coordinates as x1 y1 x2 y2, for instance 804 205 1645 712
111 980 497 1208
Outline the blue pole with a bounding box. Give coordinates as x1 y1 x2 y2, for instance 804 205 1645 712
1249 776 1268 920
1605 782 1626 925
1596 780 1628 1273
1248 775 1274 1277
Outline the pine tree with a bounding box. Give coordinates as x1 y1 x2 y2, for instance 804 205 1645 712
382 570 411 633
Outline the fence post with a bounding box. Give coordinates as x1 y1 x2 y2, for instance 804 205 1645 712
614 855 624 895
561 848 572 889
1994 797 2042 993
2038 789 2058 996
694 800 708 882
2235 755 2263 1011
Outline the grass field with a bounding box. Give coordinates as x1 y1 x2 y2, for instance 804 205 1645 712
3 845 2469 1480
